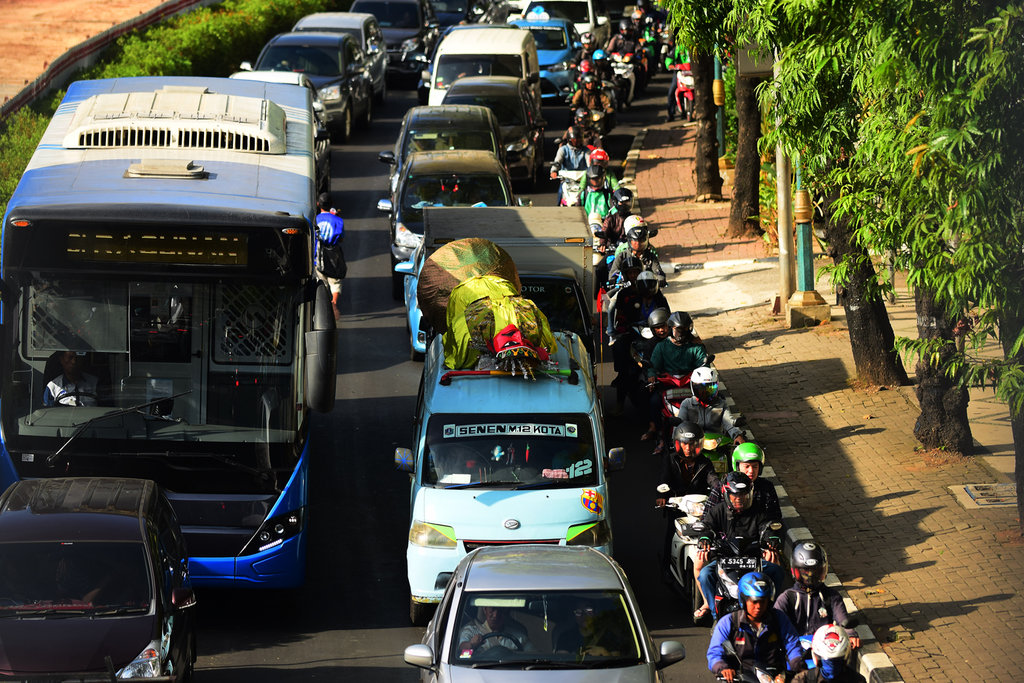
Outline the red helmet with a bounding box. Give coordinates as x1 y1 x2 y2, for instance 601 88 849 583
589 148 609 165
579 59 594 73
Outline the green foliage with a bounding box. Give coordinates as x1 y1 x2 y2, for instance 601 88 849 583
0 0 344 215
722 63 738 161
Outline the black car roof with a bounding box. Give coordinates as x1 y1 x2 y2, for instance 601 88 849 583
0 478 154 543
266 31 355 47
405 105 499 127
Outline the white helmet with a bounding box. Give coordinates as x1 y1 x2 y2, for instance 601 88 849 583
623 215 647 231
690 366 718 385
811 624 851 660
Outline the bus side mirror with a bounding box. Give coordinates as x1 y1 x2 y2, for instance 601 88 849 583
605 447 625 472
305 281 337 413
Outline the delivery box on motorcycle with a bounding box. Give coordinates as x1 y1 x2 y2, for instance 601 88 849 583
395 331 624 624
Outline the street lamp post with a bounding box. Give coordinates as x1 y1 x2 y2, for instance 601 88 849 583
787 156 831 327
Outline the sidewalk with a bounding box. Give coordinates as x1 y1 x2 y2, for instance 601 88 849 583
631 120 1024 682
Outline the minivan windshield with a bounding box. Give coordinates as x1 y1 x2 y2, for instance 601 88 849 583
258 45 342 77
424 413 598 487
435 54 523 89
403 127 499 156
526 1 590 23
526 26 569 51
441 93 526 126
400 173 510 231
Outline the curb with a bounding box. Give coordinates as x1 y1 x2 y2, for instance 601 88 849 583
626 127 904 683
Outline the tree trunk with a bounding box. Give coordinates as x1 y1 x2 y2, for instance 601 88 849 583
913 286 972 452
691 48 723 201
999 308 1024 530
727 74 765 238
821 193 909 386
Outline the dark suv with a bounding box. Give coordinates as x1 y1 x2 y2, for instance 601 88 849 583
350 0 440 81
0 477 196 681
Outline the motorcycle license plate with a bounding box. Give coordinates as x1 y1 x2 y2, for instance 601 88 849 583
720 557 758 571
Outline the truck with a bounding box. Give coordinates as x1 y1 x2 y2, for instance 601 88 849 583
395 205 595 360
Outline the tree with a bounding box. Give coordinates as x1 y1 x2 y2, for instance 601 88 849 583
727 73 766 237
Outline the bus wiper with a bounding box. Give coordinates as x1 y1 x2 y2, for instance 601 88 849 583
46 391 193 467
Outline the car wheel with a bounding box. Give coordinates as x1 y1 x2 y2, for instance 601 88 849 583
360 94 373 128
332 107 352 144
410 596 435 626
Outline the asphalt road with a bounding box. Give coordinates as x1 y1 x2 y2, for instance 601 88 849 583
192 74 721 682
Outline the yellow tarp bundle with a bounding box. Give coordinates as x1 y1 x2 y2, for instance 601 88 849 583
444 275 557 370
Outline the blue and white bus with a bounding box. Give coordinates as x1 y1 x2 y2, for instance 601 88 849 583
0 77 337 588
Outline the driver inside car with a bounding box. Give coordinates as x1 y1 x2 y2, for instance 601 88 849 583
457 604 533 657
43 351 99 407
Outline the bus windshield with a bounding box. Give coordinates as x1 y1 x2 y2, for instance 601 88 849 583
7 276 300 452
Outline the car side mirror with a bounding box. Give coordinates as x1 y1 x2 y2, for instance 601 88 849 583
516 197 533 207
597 15 609 25
171 587 197 609
527 73 540 84
239 61 253 71
316 127 330 142
377 198 394 213
573 41 582 49
421 69 432 81
395 447 414 473
404 643 435 669
378 150 396 164
395 260 415 275
605 446 625 472
656 641 686 669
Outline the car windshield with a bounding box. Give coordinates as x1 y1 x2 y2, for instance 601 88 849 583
442 93 526 126
403 127 498 156
0 541 152 614
424 413 598 487
354 1 421 27
435 55 523 89
527 26 568 50
449 590 643 667
257 45 342 76
526 1 589 23
399 173 509 230
519 278 587 340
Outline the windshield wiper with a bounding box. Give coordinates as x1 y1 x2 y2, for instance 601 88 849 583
443 481 498 489
46 391 193 467
513 480 562 490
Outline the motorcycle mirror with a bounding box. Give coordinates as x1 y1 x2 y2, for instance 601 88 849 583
592 229 606 238
768 521 784 531
656 483 671 493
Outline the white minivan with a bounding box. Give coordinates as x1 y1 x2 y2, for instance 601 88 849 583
425 27 541 106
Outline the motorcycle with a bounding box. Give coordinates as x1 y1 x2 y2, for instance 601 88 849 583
557 169 587 206
656 485 709 618
669 62 695 122
716 667 785 683
695 519 785 619
608 52 637 107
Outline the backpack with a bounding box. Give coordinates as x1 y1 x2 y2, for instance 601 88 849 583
316 241 347 279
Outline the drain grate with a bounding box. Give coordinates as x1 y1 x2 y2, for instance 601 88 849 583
963 483 1017 506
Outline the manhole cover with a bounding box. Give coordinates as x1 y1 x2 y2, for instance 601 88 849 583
964 483 1017 506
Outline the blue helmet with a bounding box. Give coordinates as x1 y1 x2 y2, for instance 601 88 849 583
593 49 606 60
738 571 775 603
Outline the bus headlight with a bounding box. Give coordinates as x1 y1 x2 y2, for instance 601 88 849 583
566 520 611 547
240 508 305 556
409 521 457 548
116 641 161 678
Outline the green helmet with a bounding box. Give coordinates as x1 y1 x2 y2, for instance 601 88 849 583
731 442 765 474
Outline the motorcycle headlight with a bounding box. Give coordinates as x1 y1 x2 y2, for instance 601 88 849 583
116 640 161 678
506 136 530 152
718 564 740 599
566 519 611 546
318 84 341 101
409 521 457 548
401 37 421 52
684 499 705 518
623 54 633 63
395 223 424 249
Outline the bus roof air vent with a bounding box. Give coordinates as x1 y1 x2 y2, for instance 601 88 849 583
62 86 287 154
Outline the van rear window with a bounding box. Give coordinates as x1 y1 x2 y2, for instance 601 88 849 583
424 413 597 487
435 54 523 89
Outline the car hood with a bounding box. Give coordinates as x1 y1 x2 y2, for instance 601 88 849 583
415 486 606 540
445 664 654 681
537 49 572 66
0 614 155 674
499 123 531 144
302 73 342 89
384 27 423 46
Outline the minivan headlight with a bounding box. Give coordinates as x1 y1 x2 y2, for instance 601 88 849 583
395 223 424 249
116 640 161 678
566 519 611 547
319 84 341 101
402 37 421 53
410 521 457 548
506 136 530 152
547 61 570 72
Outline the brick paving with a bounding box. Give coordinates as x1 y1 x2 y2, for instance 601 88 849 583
633 121 1024 681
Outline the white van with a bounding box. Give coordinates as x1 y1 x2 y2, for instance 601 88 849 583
426 27 540 106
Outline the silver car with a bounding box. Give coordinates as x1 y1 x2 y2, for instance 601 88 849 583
404 545 686 680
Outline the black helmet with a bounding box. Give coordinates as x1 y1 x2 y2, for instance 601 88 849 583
587 164 605 181
647 307 670 328
723 471 753 513
667 311 692 332
582 72 598 85
574 107 589 122
673 420 704 455
790 541 829 587
636 269 660 297
619 252 642 276
612 187 633 210
626 225 649 245
566 126 584 144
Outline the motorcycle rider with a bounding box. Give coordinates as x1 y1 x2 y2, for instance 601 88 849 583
611 270 669 412
587 147 619 189
596 187 632 290
697 472 786 620
606 18 640 56
628 306 671 414
707 571 805 682
582 164 616 219
573 31 597 66
655 421 720 574
674 366 746 445
551 126 590 204
792 625 866 683
702 442 782 522
591 49 615 84
609 218 666 285
571 73 615 117
665 42 692 122
571 106 602 148
775 542 861 649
